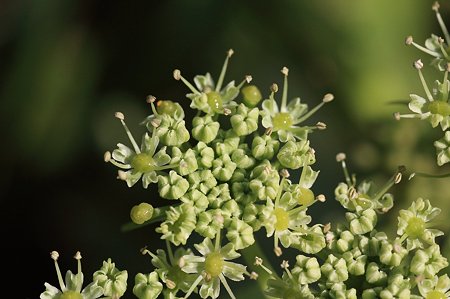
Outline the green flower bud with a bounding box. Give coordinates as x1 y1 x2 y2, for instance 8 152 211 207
379 240 407 267
194 142 215 169
232 180 257 205
277 140 314 169
195 210 224 239
213 130 240 156
346 208 377 235
359 232 387 256
434 131 450 166
93 258 128 298
324 283 357 299
130 202 154 225
180 189 209 214
156 203 196 246
242 203 264 231
226 218 255 250
362 288 382 299
365 262 387 285
251 135 280 160
157 171 189 199
171 148 198 176
230 104 259 136
221 199 242 221
292 255 321 284
156 115 190 146
379 274 411 299
241 85 262 107
292 225 326 254
133 272 163 299
320 254 348 283
249 160 280 200
410 245 449 278
188 170 217 195
336 230 355 253
212 154 237 181
192 115 220 144
342 249 367 276
231 146 255 169
207 183 231 208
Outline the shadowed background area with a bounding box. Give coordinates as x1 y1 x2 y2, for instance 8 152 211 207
2 0 450 298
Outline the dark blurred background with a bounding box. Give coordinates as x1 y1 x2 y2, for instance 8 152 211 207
2 0 450 298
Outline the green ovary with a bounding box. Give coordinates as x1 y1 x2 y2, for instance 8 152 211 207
297 188 315 206
274 208 289 231
427 291 446 299
157 100 177 115
206 91 223 113
131 153 155 173
272 112 293 130
60 291 83 299
405 216 425 239
427 101 450 116
204 252 224 278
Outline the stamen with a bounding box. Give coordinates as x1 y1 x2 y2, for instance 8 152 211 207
166 240 175 265
117 170 127 181
414 60 434 101
406 36 442 58
236 75 253 89
372 166 406 202
146 95 159 116
294 93 334 124
223 108 232 116
74 251 82 274
336 152 353 187
316 122 327 130
104 151 111 162
281 67 289 111
274 246 282 257
219 273 237 299
249 272 258 280
434 2 450 44
265 127 273 136
393 112 424 120
215 49 234 92
173 69 200 94
279 169 290 178
183 275 203 299
316 194 326 202
115 112 141 153
50 251 66 291
166 279 176 290
323 222 331 233
254 257 273 275
322 93 335 103
438 37 449 58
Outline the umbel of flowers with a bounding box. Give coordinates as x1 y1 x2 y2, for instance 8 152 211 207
40 37 450 298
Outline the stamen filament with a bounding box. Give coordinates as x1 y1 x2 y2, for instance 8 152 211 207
51 252 66 291
436 8 450 44
295 102 325 124
411 41 442 58
215 49 233 92
439 43 449 59
152 163 179 171
118 118 141 154
166 240 175 265
177 72 201 94
336 153 353 187
219 274 237 299
418 69 434 101
183 275 203 299
215 229 221 251
108 159 131 169
281 67 289 111
373 166 406 202
288 205 307 216
275 177 287 207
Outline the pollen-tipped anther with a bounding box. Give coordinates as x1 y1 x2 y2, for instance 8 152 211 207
173 69 181 80
74 251 82 260
394 172 403 184
245 75 252 83
432 1 440 11
280 169 290 178
117 170 127 181
223 108 232 115
146 95 156 103
265 127 273 136
316 122 327 130
150 118 161 128
336 152 346 162
115 112 125 120
270 83 278 93
104 151 111 162
274 246 282 257
393 112 401 121
227 49 234 57
405 36 414 45
317 194 326 202
166 279 176 290
323 222 331 233
51 251 59 261
249 272 258 280
254 257 263 266
281 260 290 269
414 59 424 70
322 93 334 103
281 67 289 76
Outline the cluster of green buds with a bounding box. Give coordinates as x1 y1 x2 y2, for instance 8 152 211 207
396 1 450 167
40 251 128 299
104 49 334 298
255 156 449 298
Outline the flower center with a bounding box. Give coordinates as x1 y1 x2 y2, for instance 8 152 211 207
131 153 155 173
405 216 425 239
272 112 293 130
206 91 223 113
204 251 224 278
274 207 290 231
297 187 315 206
427 290 446 299
60 291 83 299
427 101 450 116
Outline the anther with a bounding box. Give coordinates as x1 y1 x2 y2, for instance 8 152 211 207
146 95 156 103
316 194 326 202
245 75 252 83
270 83 279 93
432 1 440 12
322 93 334 103
323 222 331 233
405 36 413 45
140 247 149 255
117 170 127 181
439 36 445 44
316 122 327 130
281 67 289 76
394 172 403 184
223 108 232 115
173 69 181 80
166 279 176 290
280 169 290 178
254 257 263 266
265 127 273 136
274 246 282 257
115 112 125 120
249 272 258 280
413 59 424 70
104 151 111 162
280 260 290 269
74 251 82 260
348 187 358 199
393 112 401 121
178 257 186 268
447 63 450 72
50 251 59 261
336 152 346 162
227 49 234 57
150 118 161 128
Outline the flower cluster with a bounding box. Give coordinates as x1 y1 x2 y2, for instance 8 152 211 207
396 1 450 167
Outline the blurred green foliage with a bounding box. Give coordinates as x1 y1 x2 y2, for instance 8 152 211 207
2 0 449 297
